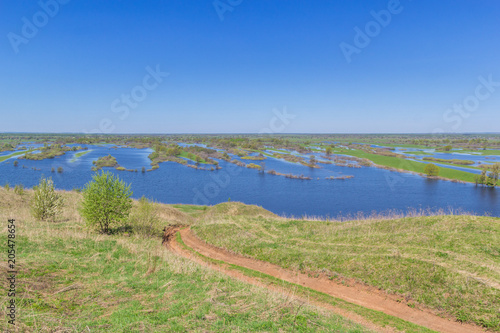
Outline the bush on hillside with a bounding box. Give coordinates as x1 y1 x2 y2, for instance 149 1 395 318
31 177 64 221
128 196 162 237
80 171 132 234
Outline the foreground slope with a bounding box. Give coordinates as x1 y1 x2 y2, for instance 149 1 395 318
193 205 500 331
0 188 370 332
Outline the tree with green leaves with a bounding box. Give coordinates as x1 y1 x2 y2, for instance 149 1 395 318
31 176 64 221
486 163 500 187
424 163 439 177
80 171 132 234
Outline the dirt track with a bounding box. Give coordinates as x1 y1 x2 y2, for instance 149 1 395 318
165 227 483 333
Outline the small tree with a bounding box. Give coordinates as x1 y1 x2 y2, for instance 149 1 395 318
80 171 132 234
31 177 64 221
424 163 439 177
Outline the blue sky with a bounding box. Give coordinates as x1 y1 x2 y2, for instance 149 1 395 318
1 0 499 133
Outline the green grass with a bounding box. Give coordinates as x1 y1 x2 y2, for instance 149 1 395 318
193 213 500 331
0 151 27 162
170 204 208 218
0 190 371 332
176 232 436 333
178 151 209 164
70 149 92 162
338 148 483 183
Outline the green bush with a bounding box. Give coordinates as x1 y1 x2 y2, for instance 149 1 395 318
4 183 10 191
30 177 64 221
128 197 162 237
14 184 24 196
424 163 439 177
80 171 132 234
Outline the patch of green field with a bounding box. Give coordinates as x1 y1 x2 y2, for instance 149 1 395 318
170 204 208 218
0 151 27 162
338 148 482 183
70 149 92 162
193 213 500 331
0 190 371 332
179 151 209 164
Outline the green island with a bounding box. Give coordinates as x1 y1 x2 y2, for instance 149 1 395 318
92 154 119 171
19 144 88 161
70 149 92 162
0 151 28 163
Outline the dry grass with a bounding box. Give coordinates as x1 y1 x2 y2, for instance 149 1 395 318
193 208 500 330
0 187 371 332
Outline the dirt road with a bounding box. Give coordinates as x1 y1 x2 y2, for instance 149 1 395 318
165 227 483 333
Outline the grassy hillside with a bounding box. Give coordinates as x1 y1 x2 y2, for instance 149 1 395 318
0 188 370 332
193 209 500 331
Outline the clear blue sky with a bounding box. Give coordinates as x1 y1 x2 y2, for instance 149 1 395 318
1 0 499 133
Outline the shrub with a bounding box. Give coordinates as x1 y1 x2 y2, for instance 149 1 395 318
4 183 10 191
424 163 439 177
14 184 24 196
80 171 132 234
30 177 64 221
127 197 162 237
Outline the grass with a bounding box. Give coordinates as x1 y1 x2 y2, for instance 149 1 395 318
176 232 436 333
170 204 208 218
0 151 27 163
337 148 484 183
0 189 371 332
92 154 118 170
179 151 209 164
193 209 500 331
422 157 475 166
70 149 92 162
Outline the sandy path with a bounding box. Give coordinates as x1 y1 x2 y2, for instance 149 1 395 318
165 226 483 333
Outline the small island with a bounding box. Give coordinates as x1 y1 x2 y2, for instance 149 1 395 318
92 155 118 171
